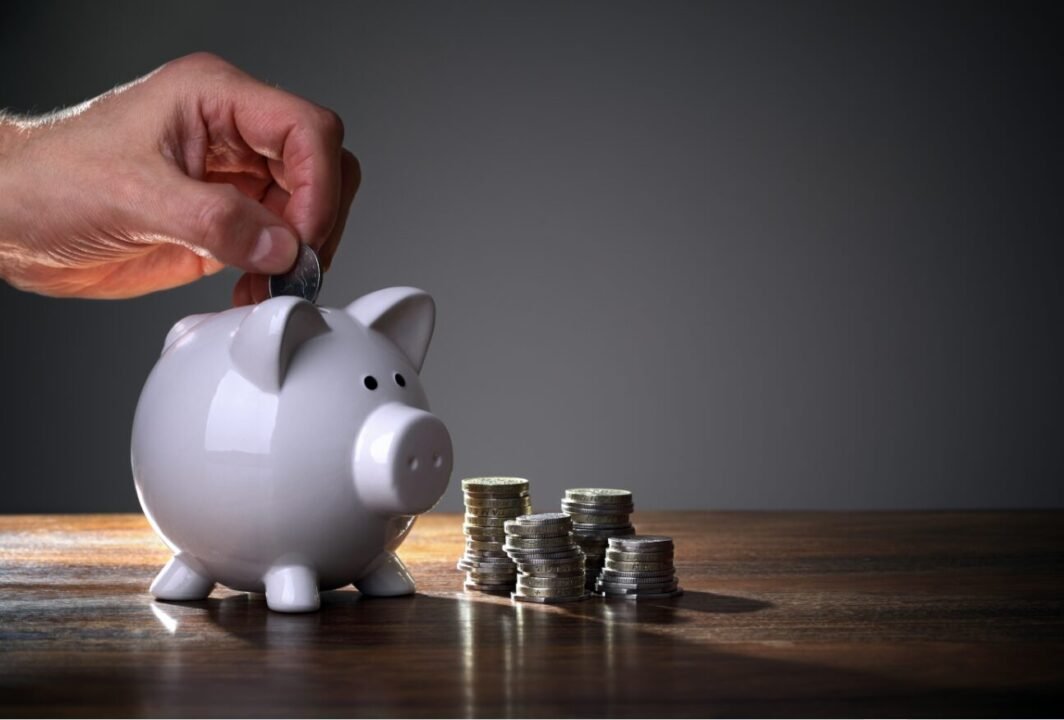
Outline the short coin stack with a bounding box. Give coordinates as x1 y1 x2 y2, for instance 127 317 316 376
457 477 533 594
595 535 682 599
561 488 636 592
504 513 587 603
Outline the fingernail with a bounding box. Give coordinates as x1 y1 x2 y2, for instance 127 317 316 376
251 227 298 272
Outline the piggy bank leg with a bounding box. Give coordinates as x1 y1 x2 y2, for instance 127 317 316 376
264 565 320 613
354 552 416 596
151 553 215 601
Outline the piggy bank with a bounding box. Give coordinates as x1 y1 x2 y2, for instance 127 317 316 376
131 287 453 612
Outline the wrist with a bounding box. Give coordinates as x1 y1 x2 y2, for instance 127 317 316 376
0 113 19 158
0 113 33 287
0 112 42 161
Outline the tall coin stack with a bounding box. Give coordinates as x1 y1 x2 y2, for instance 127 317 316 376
561 488 636 592
458 477 533 594
595 535 683 599
504 513 587 603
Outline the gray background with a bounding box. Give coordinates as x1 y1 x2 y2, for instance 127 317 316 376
1 1 1061 513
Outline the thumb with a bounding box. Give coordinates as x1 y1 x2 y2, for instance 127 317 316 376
153 176 299 274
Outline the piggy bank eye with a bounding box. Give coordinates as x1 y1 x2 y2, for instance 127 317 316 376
394 373 406 387
363 376 378 390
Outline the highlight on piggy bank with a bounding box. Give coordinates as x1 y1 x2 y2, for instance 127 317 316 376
131 287 453 612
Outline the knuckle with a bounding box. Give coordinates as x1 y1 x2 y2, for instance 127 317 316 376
162 52 237 82
341 150 362 192
316 108 345 142
177 51 230 70
196 189 242 247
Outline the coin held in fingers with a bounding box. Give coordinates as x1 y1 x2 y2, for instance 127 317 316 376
268 244 322 303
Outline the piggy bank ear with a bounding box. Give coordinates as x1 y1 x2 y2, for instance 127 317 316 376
346 287 436 372
162 313 212 353
230 297 330 392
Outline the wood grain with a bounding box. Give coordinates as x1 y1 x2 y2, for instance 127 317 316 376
1 511 1062 717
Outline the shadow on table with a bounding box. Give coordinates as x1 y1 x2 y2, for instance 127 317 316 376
121 589 1056 717
4 586 1061 717
552 589 771 626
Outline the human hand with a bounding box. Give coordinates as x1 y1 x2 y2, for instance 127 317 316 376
0 52 359 304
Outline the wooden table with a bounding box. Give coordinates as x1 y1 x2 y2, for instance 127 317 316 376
1 512 1061 717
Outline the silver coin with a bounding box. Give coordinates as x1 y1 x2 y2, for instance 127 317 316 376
566 512 632 525
595 574 676 582
466 515 529 525
504 547 580 559
515 512 571 526
517 570 586 580
606 549 674 562
464 520 510 531
518 575 586 589
465 559 518 570
458 563 512 573
605 560 674 573
504 520 572 538
457 560 514 572
511 592 588 604
572 529 636 541
512 584 586 597
564 488 633 504
562 496 634 508
466 541 507 552
571 526 635 536
562 501 635 515
600 570 672 582
461 555 512 565
268 244 322 303
464 581 513 594
465 507 531 518
599 576 676 587
463 518 508 531
505 548 584 561
517 565 585 574
597 577 679 590
463 548 512 557
597 579 679 592
464 525 509 536
608 535 674 551
465 504 530 516
503 535 573 550
516 561 586 573
572 523 636 533
468 572 517 583
462 477 530 493
464 529 509 539
599 588 684 600
459 554 514 564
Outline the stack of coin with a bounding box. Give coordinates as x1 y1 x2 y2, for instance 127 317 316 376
595 535 682 599
504 513 587 603
561 488 636 591
457 477 533 594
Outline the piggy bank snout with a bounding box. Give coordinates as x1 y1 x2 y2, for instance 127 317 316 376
354 403 452 515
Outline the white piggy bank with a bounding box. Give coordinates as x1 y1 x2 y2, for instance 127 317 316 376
131 287 453 612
